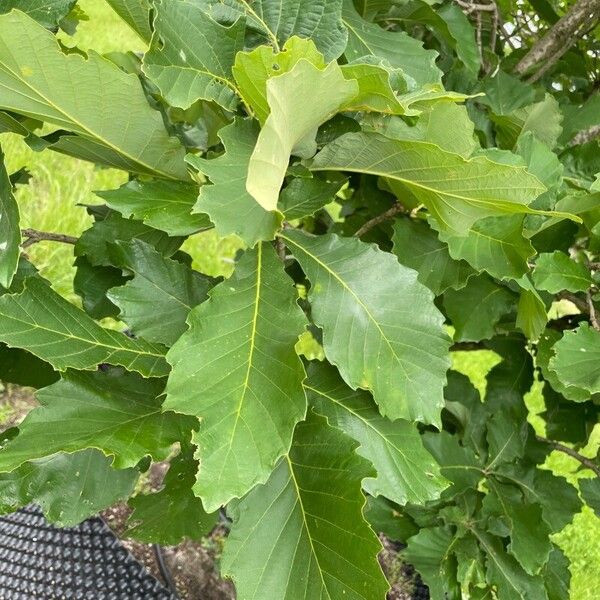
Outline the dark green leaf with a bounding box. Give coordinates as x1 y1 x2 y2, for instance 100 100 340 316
0 147 20 289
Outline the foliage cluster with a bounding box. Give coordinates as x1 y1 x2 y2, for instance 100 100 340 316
0 1 599 598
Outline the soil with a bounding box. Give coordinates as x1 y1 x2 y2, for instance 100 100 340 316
0 384 425 600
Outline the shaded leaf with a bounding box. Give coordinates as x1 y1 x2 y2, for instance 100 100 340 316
306 362 448 505
0 369 195 472
0 147 20 289
280 176 344 220
222 411 388 600
165 244 306 511
0 277 169 377
533 251 592 293
0 0 76 29
580 478 600 517
281 229 450 425
0 345 58 389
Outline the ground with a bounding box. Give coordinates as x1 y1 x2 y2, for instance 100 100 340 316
0 1 599 598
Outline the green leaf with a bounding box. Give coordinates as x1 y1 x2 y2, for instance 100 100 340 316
76 211 183 268
580 478 600 517
143 0 245 111
0 1 76 29
434 215 535 280
233 36 326 124
246 59 358 211
281 229 450 425
107 240 212 345
0 277 169 377
515 275 547 341
306 362 448 505
532 251 593 293
187 118 282 247
404 526 460 599
0 449 137 527
0 345 58 388
549 324 600 395
0 11 187 180
105 0 152 42
392 218 473 295
73 257 125 320
444 275 516 342
280 176 344 220
0 147 20 289
310 131 549 236
342 0 442 86
211 0 348 62
222 411 389 600
0 369 195 472
476 531 548 600
479 71 535 115
96 180 211 237
543 547 571 600
165 244 307 511
126 448 217 545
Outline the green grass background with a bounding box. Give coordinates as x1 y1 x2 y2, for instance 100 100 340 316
1 2 598 597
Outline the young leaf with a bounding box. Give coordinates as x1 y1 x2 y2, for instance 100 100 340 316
246 59 358 211
444 275 516 342
0 450 137 528
310 132 549 236
96 180 211 237
0 148 20 289
186 118 282 247
281 229 450 425
107 240 213 345
549 324 600 394
0 11 187 180
392 219 473 295
126 448 217 545
306 362 449 505
222 411 389 600
0 369 196 472
342 0 442 86
532 251 593 293
143 0 245 111
165 244 307 511
0 277 169 377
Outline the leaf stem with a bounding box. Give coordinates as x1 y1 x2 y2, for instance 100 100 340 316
21 228 78 248
536 435 600 478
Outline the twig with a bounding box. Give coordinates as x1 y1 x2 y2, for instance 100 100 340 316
536 435 600 478
21 228 78 248
571 124 600 146
587 291 600 331
454 0 496 12
558 291 591 315
353 203 408 238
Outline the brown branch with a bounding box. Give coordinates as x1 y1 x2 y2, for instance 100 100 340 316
536 435 600 478
451 341 487 351
587 291 600 331
21 228 78 248
454 0 496 12
571 124 600 146
514 0 600 78
558 291 591 314
353 203 408 238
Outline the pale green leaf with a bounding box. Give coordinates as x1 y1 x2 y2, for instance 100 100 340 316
0 277 169 377
515 276 547 341
0 449 137 527
0 148 20 289
107 240 212 345
97 180 211 237
143 0 245 111
306 362 448 505
0 11 187 180
187 118 282 247
310 131 550 236
549 323 600 394
0 369 195 472
281 229 450 425
532 251 592 293
342 0 442 86
233 36 326 124
222 411 388 600
246 59 358 211
444 275 516 342
165 244 307 511
105 0 152 42
434 215 535 280
392 219 473 295
126 448 217 545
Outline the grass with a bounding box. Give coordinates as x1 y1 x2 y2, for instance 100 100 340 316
1 2 598 598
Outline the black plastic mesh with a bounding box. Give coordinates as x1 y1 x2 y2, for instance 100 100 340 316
0 506 175 599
